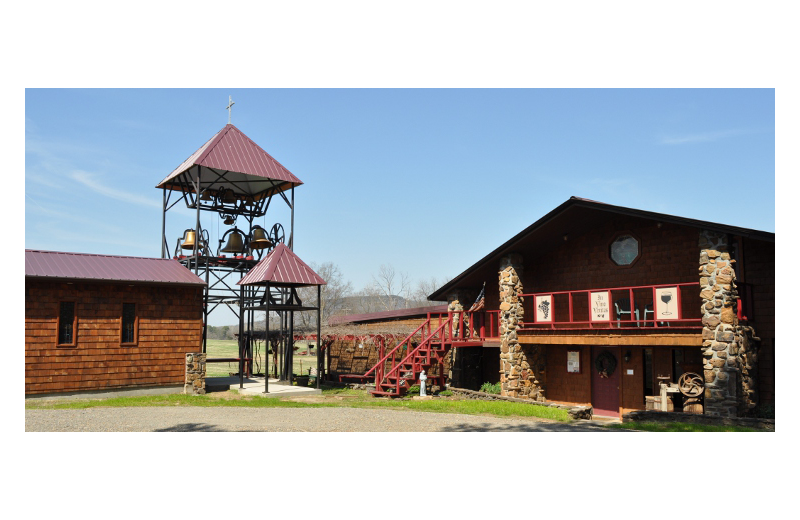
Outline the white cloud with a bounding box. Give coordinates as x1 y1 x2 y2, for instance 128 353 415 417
69 170 161 208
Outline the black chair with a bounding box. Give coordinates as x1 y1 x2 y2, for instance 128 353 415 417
614 298 639 327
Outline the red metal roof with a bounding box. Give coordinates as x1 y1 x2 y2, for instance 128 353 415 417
238 244 326 287
25 250 206 286
156 124 303 195
328 304 449 326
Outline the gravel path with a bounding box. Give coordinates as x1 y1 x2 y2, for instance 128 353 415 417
26 407 622 432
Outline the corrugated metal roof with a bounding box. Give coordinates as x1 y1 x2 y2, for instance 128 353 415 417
238 244 326 287
25 250 206 286
156 124 303 194
328 304 449 326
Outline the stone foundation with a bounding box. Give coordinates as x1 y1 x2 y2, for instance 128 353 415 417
184 353 206 395
498 253 545 401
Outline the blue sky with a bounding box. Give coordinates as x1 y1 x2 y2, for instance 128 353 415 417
25 88 775 323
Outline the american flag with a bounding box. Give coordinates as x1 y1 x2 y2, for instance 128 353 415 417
468 283 485 312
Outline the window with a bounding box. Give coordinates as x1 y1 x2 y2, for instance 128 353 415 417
57 301 77 347
610 234 640 266
121 302 138 346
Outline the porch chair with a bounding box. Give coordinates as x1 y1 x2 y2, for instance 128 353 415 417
614 298 639 328
642 303 669 327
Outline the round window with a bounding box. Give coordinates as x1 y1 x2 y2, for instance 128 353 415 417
610 234 639 266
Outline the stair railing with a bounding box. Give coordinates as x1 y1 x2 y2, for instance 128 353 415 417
364 320 428 382
377 316 453 389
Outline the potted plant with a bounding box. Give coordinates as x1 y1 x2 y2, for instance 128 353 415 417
294 374 310 386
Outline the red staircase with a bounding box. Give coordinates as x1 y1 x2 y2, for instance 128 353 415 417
364 316 453 397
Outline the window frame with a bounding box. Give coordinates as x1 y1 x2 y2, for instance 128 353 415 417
608 231 642 268
120 302 139 347
56 301 78 348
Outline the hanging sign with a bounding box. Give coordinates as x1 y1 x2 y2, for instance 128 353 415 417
567 350 580 373
654 286 680 320
590 291 611 322
535 294 553 323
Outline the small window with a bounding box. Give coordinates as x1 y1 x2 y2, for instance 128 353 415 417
121 303 138 346
610 234 640 266
57 301 77 347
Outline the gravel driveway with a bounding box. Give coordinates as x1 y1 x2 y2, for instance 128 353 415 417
26 407 621 432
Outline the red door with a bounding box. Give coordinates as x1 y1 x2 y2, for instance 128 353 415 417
591 347 621 418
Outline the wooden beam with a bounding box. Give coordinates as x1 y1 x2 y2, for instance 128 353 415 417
517 334 701 347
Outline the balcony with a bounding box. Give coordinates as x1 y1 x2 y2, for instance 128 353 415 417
519 282 702 331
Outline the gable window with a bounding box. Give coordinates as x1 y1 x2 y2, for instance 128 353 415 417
57 301 77 347
610 234 640 266
121 303 138 346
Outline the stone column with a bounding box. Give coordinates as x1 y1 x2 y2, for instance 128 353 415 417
699 231 740 417
498 254 545 401
445 295 464 385
184 352 206 395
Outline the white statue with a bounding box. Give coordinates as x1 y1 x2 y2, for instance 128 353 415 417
419 369 427 396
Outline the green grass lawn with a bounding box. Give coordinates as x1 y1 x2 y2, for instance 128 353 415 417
25 384 571 422
205 339 320 378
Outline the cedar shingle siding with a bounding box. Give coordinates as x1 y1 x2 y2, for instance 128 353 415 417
25 281 203 395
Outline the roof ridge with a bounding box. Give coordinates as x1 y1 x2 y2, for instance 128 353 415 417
25 249 179 261
194 123 234 165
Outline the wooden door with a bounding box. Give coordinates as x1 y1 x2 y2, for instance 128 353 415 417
591 347 621 417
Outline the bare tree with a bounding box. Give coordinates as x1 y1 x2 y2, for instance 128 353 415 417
296 262 354 330
370 264 411 311
408 276 449 307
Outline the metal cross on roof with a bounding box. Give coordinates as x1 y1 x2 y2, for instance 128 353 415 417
226 95 235 124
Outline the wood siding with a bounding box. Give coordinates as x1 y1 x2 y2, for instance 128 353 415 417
25 281 203 395
743 237 775 405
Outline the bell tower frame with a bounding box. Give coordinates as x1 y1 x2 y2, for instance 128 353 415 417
156 123 303 382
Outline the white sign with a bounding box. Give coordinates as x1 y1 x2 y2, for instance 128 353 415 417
567 351 580 373
627 369 634 375
535 294 553 323
654 286 679 320
590 291 611 322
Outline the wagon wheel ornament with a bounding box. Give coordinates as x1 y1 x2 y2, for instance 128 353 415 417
678 372 704 397
269 223 286 247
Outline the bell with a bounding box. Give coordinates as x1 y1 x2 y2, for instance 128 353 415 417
200 190 213 201
222 189 238 204
181 230 197 250
221 230 245 253
249 226 273 250
223 215 236 226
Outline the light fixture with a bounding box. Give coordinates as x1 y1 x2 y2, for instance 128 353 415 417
624 350 632 362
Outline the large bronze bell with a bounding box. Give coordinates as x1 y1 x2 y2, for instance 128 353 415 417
249 226 272 250
222 189 238 204
221 230 245 253
181 230 198 250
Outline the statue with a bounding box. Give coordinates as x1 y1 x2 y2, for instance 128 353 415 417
419 369 427 396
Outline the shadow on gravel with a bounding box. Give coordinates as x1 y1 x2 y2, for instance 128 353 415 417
154 423 229 432
440 422 620 432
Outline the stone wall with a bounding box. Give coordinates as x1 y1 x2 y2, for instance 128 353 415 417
699 230 755 417
498 254 545 401
185 353 206 395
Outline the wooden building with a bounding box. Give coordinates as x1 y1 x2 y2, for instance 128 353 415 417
25 250 206 395
425 197 774 418
325 305 448 382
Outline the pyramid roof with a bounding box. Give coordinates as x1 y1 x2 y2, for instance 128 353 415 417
238 244 326 287
156 124 302 198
